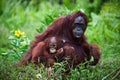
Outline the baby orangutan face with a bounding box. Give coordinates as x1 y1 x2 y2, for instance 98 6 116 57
48 37 58 54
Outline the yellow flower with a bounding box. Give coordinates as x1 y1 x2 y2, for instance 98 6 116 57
15 30 21 37
21 32 26 37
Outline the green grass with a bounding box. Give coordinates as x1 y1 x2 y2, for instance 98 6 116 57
0 0 120 80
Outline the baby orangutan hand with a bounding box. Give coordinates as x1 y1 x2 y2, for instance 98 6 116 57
57 48 64 54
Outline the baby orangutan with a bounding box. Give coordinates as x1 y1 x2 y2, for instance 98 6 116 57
32 36 64 67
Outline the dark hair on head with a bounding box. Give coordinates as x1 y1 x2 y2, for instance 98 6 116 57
69 11 88 26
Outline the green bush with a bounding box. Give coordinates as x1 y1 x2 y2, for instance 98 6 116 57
86 2 120 43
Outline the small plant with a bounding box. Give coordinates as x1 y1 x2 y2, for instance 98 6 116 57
2 30 30 61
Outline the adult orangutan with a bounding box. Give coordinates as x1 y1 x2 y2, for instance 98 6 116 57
15 11 100 68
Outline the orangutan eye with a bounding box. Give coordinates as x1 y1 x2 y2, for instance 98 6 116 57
49 43 57 48
80 24 85 29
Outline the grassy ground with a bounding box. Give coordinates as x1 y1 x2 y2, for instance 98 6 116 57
0 0 120 80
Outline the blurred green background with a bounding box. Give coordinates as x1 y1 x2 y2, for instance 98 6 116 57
0 0 120 80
